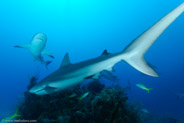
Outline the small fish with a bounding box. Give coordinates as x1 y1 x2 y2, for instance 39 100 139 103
142 109 149 113
77 92 89 101
68 93 77 98
136 84 152 93
1 109 21 122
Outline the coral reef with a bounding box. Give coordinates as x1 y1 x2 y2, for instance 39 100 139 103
18 79 143 123
14 78 182 123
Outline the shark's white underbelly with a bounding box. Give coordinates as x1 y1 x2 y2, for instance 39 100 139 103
48 55 122 91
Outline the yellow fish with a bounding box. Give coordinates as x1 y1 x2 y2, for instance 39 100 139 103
136 84 152 93
77 92 89 101
1 109 21 122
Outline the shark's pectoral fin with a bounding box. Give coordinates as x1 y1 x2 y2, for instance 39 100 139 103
60 53 72 69
84 73 101 80
93 74 100 79
84 75 95 79
42 49 54 59
14 45 31 50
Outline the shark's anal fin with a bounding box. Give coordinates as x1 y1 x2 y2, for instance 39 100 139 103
100 70 119 82
106 67 115 72
122 2 184 77
60 53 72 69
42 49 54 58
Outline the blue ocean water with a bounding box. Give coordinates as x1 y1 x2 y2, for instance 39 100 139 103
0 0 184 121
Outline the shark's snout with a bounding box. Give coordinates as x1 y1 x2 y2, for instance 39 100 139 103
29 86 38 94
33 33 47 41
29 85 48 95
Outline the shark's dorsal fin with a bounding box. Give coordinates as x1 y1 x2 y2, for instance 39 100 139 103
101 49 110 56
60 53 71 69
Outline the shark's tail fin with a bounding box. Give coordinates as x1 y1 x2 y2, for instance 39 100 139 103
121 2 184 77
43 61 52 69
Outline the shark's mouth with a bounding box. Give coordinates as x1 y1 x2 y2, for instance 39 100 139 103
34 85 57 94
35 88 44 93
36 38 44 42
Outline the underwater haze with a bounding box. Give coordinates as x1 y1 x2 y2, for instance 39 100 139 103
0 0 184 122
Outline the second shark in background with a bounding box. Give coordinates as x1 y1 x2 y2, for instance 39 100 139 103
14 33 54 68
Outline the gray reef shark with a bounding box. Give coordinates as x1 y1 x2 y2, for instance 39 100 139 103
29 3 184 95
14 33 54 68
